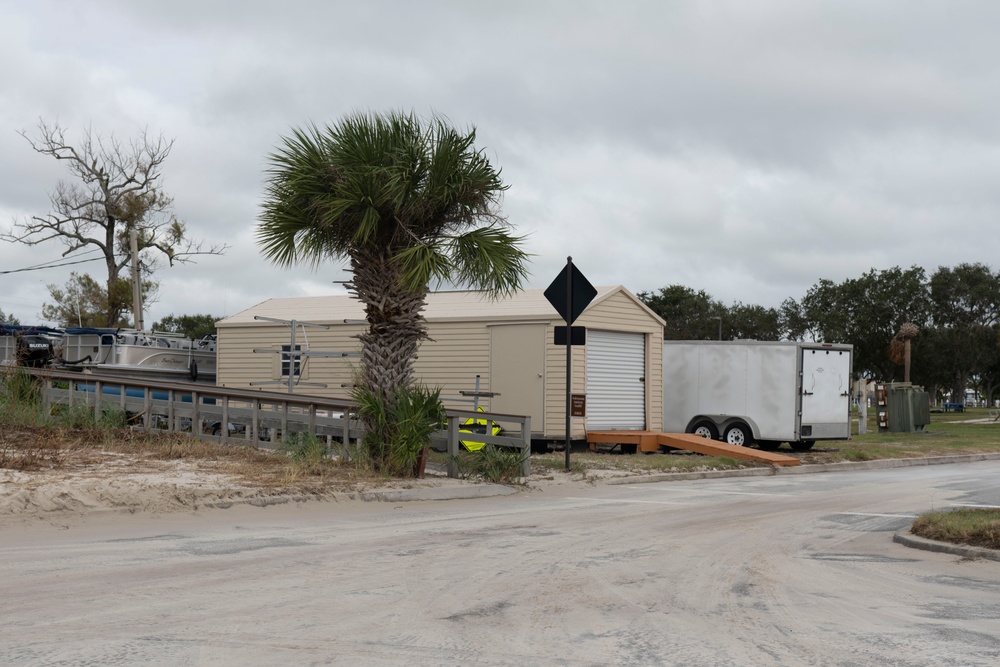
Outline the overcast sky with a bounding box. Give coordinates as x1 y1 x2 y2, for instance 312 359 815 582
2 0 999 327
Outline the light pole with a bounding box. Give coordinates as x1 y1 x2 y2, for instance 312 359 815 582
711 316 722 340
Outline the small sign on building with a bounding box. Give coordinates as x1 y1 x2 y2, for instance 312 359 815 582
571 393 586 417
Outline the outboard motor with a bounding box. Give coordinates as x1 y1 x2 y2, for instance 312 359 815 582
16 335 54 368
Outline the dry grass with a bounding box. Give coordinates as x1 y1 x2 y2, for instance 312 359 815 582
0 423 391 493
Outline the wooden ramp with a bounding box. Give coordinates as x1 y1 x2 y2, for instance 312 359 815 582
586 430 800 467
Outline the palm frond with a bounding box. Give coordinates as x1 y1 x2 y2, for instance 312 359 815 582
445 226 532 297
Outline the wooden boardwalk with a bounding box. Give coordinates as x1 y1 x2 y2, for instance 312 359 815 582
586 430 800 466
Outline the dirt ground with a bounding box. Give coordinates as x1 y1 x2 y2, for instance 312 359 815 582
0 424 642 523
4 420 996 525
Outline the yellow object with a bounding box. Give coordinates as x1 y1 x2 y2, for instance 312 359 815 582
460 407 502 452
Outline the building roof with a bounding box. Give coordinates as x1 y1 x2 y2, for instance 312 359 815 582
218 285 664 327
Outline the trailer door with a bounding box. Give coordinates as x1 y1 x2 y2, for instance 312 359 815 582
586 330 646 430
800 347 852 438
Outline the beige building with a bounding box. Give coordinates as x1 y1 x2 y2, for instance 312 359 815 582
215 286 664 441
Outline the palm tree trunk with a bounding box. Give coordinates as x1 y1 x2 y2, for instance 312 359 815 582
349 249 429 404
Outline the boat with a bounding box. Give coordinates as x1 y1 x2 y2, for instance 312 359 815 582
59 328 217 384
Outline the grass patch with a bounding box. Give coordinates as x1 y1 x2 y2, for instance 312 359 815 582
436 444 529 484
278 432 332 476
911 508 1000 550
530 449 760 474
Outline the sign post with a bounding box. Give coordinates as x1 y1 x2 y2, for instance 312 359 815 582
544 257 597 470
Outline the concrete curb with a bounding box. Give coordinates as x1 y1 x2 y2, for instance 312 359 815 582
893 529 1000 562
603 452 1000 485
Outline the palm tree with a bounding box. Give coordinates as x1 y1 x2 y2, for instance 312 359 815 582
257 111 529 467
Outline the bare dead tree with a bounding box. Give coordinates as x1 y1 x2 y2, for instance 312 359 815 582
2 120 229 326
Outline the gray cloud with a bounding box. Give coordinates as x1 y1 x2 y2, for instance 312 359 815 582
3 0 1000 327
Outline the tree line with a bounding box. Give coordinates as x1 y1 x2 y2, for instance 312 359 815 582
639 263 1000 404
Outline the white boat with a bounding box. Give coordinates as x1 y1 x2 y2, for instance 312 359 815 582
60 328 217 384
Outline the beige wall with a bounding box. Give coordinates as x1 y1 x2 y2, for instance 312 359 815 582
217 324 364 399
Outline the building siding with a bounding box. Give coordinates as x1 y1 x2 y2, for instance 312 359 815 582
216 286 664 440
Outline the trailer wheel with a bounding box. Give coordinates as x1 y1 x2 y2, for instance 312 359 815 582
757 440 782 451
790 440 815 452
724 423 753 447
691 421 718 439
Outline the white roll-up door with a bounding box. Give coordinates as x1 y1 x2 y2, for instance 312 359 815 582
586 330 646 430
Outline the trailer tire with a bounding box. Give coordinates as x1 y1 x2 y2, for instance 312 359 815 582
691 421 718 440
790 440 815 452
757 440 782 451
724 423 753 447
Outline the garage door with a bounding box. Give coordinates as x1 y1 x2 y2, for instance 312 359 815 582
586 330 646 430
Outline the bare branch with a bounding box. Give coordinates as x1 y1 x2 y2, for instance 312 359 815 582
2 120 228 327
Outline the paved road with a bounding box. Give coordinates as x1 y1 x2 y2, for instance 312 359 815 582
3 463 1000 666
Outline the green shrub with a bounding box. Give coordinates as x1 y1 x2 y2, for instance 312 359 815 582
279 432 330 473
473 444 527 484
452 444 528 484
0 367 41 406
354 383 445 477
53 403 97 429
97 406 128 430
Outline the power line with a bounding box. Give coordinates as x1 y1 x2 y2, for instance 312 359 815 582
0 254 103 275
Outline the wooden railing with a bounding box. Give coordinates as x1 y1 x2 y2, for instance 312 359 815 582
25 369 530 478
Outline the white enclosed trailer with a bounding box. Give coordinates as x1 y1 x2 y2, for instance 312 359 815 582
662 341 853 451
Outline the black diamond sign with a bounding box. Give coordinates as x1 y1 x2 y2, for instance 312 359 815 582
544 260 597 325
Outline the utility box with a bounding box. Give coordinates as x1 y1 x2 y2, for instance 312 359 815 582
876 382 930 433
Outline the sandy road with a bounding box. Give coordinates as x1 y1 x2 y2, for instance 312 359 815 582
2 462 1000 666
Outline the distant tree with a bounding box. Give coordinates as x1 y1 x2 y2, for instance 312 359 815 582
724 302 784 341
41 272 159 328
927 263 1000 400
969 328 1000 407
639 286 789 341
152 313 218 339
0 308 20 325
1 120 227 326
779 298 809 341
798 266 930 380
638 285 725 340
40 271 158 328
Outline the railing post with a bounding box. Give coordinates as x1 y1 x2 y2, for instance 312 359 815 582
221 397 230 444
168 389 176 433
252 399 260 444
192 390 201 440
342 408 351 461
521 416 531 478
447 415 460 479
94 380 103 423
281 401 289 444
42 376 51 416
